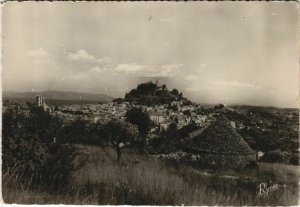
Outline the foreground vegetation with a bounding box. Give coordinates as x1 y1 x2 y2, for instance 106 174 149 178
2 99 299 205
3 146 299 205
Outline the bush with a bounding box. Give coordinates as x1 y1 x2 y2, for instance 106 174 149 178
148 136 169 154
262 150 291 164
125 107 151 150
62 118 106 146
2 107 82 189
290 153 300 165
244 160 259 170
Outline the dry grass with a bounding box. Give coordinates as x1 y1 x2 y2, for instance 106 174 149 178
3 145 299 205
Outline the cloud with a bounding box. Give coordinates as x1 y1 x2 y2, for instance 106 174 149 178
161 63 183 71
184 75 198 81
68 66 111 82
213 81 261 90
67 49 111 64
185 81 261 93
149 63 182 77
90 66 108 73
185 86 199 92
113 63 182 78
114 63 152 74
146 65 180 78
26 47 50 58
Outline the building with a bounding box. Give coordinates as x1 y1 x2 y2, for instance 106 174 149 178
160 118 172 131
36 96 51 112
150 112 164 124
36 96 46 108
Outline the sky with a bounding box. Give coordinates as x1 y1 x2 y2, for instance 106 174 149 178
2 2 299 108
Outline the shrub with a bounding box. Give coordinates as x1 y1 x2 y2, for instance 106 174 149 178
2 107 82 189
262 150 291 164
244 160 259 170
61 118 106 146
125 107 151 151
290 153 299 165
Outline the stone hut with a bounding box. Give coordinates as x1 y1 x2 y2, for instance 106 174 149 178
184 116 256 169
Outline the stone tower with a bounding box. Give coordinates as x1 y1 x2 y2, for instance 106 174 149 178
36 96 46 108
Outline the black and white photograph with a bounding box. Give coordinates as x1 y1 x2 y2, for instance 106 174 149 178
2 1 299 205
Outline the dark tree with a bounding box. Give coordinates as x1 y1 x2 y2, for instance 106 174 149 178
2 107 81 188
170 89 179 96
183 110 191 116
61 118 106 146
62 118 90 144
124 82 187 105
166 122 180 140
174 117 179 123
3 100 10 106
113 98 123 104
135 81 158 95
105 120 138 163
125 107 151 152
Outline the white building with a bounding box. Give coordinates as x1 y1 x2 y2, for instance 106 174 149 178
36 96 51 112
150 112 164 124
36 96 46 107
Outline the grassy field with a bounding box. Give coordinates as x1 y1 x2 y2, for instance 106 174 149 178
3 145 299 205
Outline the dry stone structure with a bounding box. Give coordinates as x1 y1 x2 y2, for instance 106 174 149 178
184 115 256 169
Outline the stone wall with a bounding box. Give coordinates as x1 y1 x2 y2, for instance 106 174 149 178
152 150 256 169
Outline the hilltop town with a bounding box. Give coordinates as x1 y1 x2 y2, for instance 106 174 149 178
3 2 299 205
4 82 212 130
3 82 299 166
3 84 299 206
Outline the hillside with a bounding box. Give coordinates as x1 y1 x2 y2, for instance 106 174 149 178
3 90 114 103
122 81 190 105
3 145 299 205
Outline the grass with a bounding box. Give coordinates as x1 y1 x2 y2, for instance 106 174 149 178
3 145 300 205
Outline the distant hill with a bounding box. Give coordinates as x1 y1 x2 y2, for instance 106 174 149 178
121 81 191 106
3 90 114 103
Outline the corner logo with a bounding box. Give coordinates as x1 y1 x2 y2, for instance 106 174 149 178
257 182 279 197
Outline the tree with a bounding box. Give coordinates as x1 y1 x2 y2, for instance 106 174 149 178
179 92 183 98
3 100 10 106
125 107 151 152
105 120 138 163
2 107 81 189
155 122 180 153
135 81 158 95
174 117 179 123
179 121 199 139
183 110 191 116
123 82 189 105
54 105 59 111
113 98 123 104
170 89 179 96
63 118 87 142
262 150 291 164
26 105 63 143
166 122 180 141
62 118 103 145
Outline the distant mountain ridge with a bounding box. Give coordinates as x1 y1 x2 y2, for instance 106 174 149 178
3 90 114 102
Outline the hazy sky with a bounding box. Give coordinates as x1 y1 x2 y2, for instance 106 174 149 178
3 2 299 107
